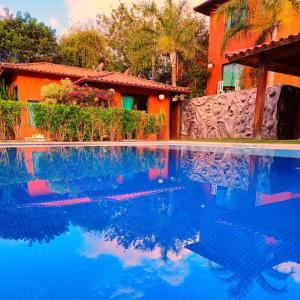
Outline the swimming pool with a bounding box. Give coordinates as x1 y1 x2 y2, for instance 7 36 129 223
0 145 300 300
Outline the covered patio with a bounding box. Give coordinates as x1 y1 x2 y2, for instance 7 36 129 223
226 32 300 138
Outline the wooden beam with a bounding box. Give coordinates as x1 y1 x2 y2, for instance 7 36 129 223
268 60 300 77
253 57 269 139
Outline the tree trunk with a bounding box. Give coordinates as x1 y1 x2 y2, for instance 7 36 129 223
151 55 156 81
170 51 177 87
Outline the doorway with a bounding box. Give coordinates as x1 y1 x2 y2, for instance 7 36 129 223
170 100 181 139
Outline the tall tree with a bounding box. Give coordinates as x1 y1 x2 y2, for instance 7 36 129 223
0 11 57 63
142 0 207 86
98 0 208 88
57 29 108 69
97 3 157 76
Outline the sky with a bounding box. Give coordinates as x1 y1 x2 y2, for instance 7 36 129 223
0 0 204 35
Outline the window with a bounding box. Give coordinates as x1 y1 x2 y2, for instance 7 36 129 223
28 100 39 127
133 95 148 111
222 64 243 89
122 95 148 111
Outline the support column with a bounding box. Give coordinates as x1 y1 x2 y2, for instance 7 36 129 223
253 57 269 139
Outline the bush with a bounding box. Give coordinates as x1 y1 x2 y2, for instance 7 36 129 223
32 103 166 142
41 78 114 107
0 100 24 140
0 80 19 101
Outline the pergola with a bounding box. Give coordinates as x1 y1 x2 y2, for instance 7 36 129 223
226 32 300 138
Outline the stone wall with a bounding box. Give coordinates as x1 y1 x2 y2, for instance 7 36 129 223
181 85 300 139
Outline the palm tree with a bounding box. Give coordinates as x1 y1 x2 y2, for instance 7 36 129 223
142 0 206 86
216 0 300 53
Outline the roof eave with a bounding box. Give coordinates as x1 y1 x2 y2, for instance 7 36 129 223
76 78 191 94
0 64 82 79
194 0 228 16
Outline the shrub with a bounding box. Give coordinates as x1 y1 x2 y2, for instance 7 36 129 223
41 78 73 104
32 103 166 142
0 100 24 140
0 80 18 101
144 111 166 137
41 78 114 107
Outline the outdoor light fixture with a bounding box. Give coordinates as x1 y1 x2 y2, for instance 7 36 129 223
158 94 165 101
109 88 115 95
207 61 214 69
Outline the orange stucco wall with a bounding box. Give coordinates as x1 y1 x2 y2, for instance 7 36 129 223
11 74 61 138
9 73 171 140
148 95 170 140
206 9 300 95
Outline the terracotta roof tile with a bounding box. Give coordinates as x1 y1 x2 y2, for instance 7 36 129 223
0 62 190 94
0 62 103 78
77 73 190 93
225 32 300 60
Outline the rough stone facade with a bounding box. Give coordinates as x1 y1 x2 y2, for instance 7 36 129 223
181 85 300 139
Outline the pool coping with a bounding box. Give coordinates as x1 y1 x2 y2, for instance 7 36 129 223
1 140 300 150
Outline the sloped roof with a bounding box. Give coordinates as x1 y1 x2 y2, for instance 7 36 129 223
226 32 300 60
0 62 189 94
76 73 190 93
225 32 300 77
0 62 102 78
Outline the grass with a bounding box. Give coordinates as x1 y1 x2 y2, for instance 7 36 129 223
179 138 300 144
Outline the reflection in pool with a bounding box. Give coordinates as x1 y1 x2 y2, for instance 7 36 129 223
0 145 300 299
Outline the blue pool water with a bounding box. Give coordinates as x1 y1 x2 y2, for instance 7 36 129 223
0 145 300 300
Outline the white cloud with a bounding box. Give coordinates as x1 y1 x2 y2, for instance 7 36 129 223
49 17 59 28
64 0 113 25
0 6 6 17
80 232 193 287
64 0 204 26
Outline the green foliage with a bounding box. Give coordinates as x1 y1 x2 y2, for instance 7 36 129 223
41 79 114 107
41 79 73 104
32 103 165 142
216 0 300 52
0 11 57 63
57 29 108 68
144 111 166 136
177 62 209 97
98 0 208 86
0 100 25 140
0 80 19 101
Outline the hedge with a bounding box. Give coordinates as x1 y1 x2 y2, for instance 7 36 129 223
32 103 165 142
0 100 24 140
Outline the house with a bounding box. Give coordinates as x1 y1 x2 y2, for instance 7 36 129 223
0 62 190 140
194 0 300 95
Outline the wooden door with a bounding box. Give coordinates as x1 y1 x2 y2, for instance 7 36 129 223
170 101 181 140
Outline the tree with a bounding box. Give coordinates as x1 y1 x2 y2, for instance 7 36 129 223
143 0 207 86
57 29 108 69
97 3 157 75
0 11 57 63
99 0 208 88
216 0 300 52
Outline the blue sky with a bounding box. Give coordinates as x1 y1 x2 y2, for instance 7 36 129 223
0 0 203 35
